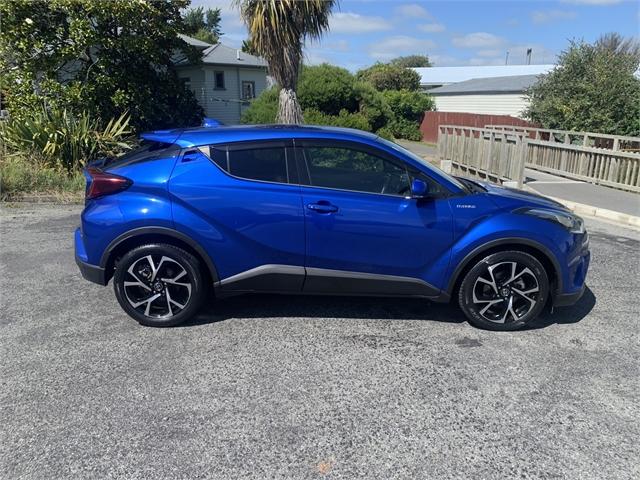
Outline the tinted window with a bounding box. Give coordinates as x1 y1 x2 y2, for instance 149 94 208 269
303 146 410 196
104 141 179 168
206 146 289 184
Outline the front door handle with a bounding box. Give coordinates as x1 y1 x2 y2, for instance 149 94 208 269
306 201 338 214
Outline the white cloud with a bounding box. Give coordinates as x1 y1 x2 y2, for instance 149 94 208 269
419 23 446 33
531 10 577 24
330 12 392 34
304 51 331 66
368 35 437 61
395 3 432 19
428 54 459 67
452 32 506 49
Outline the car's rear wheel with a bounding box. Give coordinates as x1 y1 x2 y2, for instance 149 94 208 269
458 251 549 331
113 244 205 327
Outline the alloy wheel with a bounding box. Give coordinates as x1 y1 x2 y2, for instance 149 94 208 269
471 261 540 324
123 254 192 319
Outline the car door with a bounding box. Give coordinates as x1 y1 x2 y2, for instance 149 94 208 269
169 140 306 292
296 139 453 296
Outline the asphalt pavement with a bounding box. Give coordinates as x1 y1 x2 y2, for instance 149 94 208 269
1 203 639 479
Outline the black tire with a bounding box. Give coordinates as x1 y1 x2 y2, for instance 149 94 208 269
113 244 205 327
458 251 549 331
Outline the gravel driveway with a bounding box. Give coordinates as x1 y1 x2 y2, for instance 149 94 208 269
1 204 638 479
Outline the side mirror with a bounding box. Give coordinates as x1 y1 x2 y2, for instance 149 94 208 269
411 178 429 198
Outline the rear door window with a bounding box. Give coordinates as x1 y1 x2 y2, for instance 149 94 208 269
202 143 294 184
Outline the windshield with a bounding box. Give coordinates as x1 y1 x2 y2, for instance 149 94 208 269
376 137 467 191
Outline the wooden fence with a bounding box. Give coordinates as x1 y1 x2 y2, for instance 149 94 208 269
438 124 640 192
437 125 526 187
525 140 640 193
485 125 640 153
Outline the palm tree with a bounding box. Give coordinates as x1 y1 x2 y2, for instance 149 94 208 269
236 0 336 124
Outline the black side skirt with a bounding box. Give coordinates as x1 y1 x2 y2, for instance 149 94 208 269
215 264 442 299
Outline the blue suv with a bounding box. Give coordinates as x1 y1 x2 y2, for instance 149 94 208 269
75 125 590 331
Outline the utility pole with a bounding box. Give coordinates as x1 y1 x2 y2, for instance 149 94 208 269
505 50 509 65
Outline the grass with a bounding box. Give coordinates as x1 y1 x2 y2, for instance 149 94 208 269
0 154 85 203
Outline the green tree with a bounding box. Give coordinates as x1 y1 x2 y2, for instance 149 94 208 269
241 37 260 56
356 63 421 92
298 64 359 115
596 32 640 61
241 64 438 141
182 6 222 44
0 0 203 132
526 37 640 135
389 55 432 68
236 0 336 124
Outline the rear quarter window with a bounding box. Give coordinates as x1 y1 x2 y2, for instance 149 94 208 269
105 142 180 169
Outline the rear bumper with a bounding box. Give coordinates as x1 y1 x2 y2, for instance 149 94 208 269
75 227 107 286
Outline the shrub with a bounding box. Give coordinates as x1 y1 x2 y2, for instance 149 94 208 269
304 109 371 131
0 154 84 200
356 63 421 91
354 82 393 132
298 64 358 116
1 106 132 172
376 126 394 140
387 118 423 141
382 89 434 123
241 87 279 124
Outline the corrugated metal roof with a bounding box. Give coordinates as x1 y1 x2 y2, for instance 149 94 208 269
201 43 267 67
412 65 554 86
177 34 267 67
178 34 213 49
429 74 542 95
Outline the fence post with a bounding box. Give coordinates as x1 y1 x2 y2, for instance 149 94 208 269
516 137 527 188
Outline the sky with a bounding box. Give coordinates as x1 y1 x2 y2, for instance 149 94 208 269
190 0 640 70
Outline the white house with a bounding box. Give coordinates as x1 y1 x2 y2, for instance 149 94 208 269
176 34 268 124
412 64 554 90
427 74 543 118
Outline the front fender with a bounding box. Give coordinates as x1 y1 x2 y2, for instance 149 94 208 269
445 212 573 295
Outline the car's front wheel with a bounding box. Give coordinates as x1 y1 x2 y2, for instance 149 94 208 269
458 251 549 331
113 244 205 327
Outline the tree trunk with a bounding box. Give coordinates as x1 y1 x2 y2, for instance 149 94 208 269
276 88 304 124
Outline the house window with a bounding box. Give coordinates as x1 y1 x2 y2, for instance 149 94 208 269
181 77 191 90
242 81 256 100
214 71 225 90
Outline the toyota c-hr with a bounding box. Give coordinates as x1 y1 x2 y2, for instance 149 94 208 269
75 125 590 331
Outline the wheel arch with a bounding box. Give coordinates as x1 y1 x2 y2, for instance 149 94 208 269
447 237 562 299
100 227 219 285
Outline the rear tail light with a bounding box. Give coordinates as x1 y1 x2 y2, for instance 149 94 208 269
85 167 132 200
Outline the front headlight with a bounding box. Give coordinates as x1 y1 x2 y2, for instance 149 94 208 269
517 208 585 234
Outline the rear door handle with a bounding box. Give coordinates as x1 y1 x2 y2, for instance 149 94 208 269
306 202 338 214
